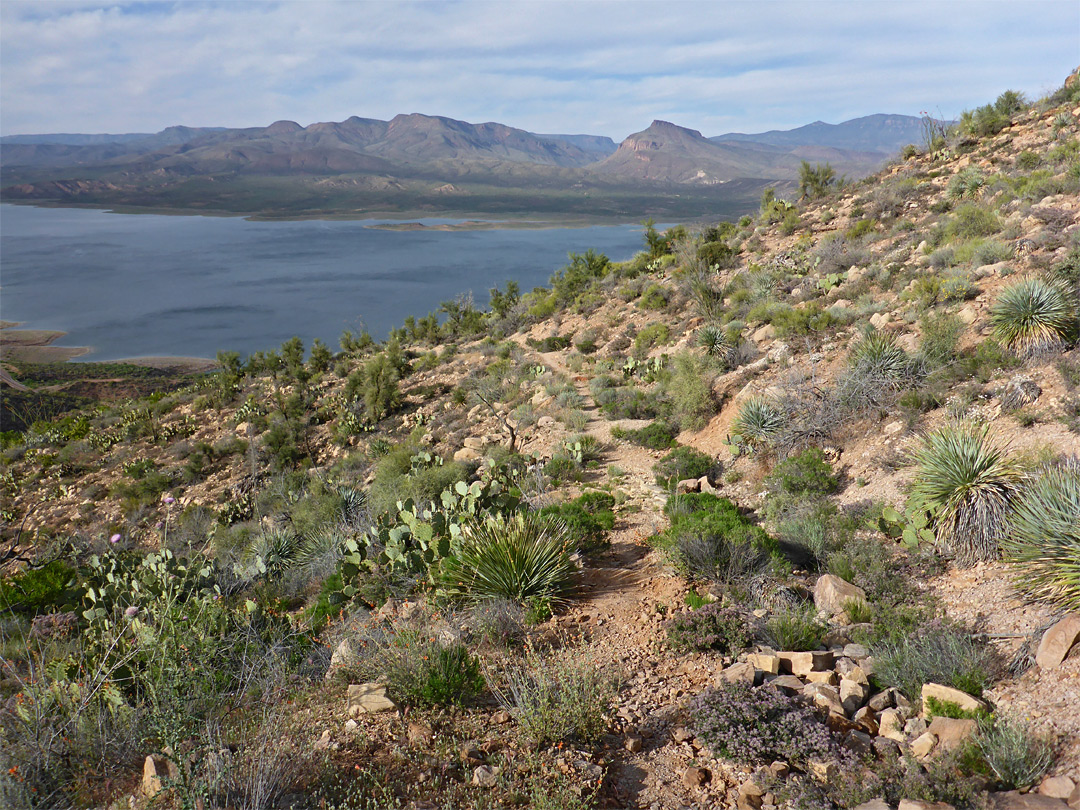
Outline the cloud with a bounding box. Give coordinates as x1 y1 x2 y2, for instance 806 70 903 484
1 0 1077 137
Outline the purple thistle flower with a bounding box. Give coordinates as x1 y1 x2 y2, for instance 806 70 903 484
163 496 176 505
124 606 139 618
109 534 122 544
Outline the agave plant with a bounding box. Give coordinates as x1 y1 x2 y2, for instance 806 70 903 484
848 330 910 385
732 396 786 450
909 424 1025 564
1002 457 1080 609
990 278 1075 357
697 324 744 369
438 511 577 604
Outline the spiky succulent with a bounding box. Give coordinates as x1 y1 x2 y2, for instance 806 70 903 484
438 511 577 604
1002 457 1080 609
946 167 986 200
732 397 787 449
848 330 911 385
697 323 743 368
909 424 1025 565
990 277 1076 357
245 528 304 580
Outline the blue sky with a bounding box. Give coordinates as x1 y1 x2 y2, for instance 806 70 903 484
1 0 1077 139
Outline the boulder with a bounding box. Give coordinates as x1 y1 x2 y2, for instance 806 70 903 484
814 574 867 616
1035 613 1080 670
878 708 906 742
768 675 806 694
910 731 937 759
347 683 397 716
453 447 482 463
676 478 701 494
684 766 712 788
988 792 1072 810
748 653 781 674
926 716 977 751
1039 777 1076 801
716 661 758 685
142 755 179 799
920 683 988 714
840 679 869 715
778 650 834 676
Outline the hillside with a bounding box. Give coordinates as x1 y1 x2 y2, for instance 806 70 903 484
714 114 927 156
0 113 913 219
3 76 1080 810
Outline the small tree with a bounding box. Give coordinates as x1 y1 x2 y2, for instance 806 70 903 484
798 161 837 200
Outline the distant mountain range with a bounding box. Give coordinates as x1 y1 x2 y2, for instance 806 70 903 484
0 113 925 219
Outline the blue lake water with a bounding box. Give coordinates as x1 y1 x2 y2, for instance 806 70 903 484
0 204 648 361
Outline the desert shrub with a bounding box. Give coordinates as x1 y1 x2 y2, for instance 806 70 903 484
944 203 1001 241
969 238 1013 267
1003 456 1080 609
848 330 911 384
771 302 843 338
438 511 577 606
946 167 986 200
660 494 778 584
972 714 1055 790
598 386 659 420
664 604 748 654
698 240 736 268
379 635 485 708
664 353 716 431
798 160 838 200
731 397 786 450
871 621 999 700
611 420 678 450
690 682 838 766
762 604 826 651
990 277 1076 356
0 560 76 614
909 424 1025 564
493 644 618 745
638 284 669 310
918 310 966 367
653 446 717 488
539 492 615 555
697 323 747 370
766 448 839 498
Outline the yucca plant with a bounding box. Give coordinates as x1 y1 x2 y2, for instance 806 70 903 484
946 167 986 200
1002 457 1080 609
990 277 1076 357
438 511 577 605
848 330 910 385
909 424 1025 564
697 323 743 369
732 397 786 450
245 527 304 580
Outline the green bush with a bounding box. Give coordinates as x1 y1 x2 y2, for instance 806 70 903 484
945 203 1001 241
0 560 76 614
380 636 485 708
540 492 615 555
909 424 1025 564
654 446 717 488
990 277 1076 356
638 284 669 310
611 420 678 450
767 448 839 498
971 714 1055 790
918 310 965 367
1003 457 1080 609
664 604 748 654
848 330 911 385
798 160 838 200
664 353 716 431
660 494 779 584
438 511 577 605
493 644 618 745
634 323 671 352
871 622 998 700
763 604 826 651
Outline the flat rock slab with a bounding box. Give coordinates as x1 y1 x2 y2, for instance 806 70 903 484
921 682 988 714
814 574 867 615
988 792 1071 810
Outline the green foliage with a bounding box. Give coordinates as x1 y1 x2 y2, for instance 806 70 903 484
611 420 678 450
437 511 577 605
871 622 998 700
919 310 965 367
731 396 786 451
1003 457 1080 609
990 277 1076 356
653 446 716 488
971 714 1055 790
766 448 839 498
845 218 878 240
633 322 671 353
550 249 612 307
698 239 736 269
380 636 485 708
798 160 838 200
697 323 744 369
638 283 669 310
848 330 911 386
0 560 76 614
539 492 615 555
946 167 986 200
944 203 1001 241
909 424 1025 564
763 604 827 652
664 352 716 432
664 604 748 653
493 644 618 745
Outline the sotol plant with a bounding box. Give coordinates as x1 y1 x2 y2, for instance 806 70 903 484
990 278 1075 357
909 424 1025 564
848 330 910 385
1002 457 1080 609
731 397 786 451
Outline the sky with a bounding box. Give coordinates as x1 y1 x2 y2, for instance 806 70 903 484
1 1 1077 140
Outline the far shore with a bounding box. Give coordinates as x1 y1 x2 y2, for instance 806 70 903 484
1 199 639 229
0 322 215 371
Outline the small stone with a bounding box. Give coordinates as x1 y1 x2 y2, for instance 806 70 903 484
492 710 511 724
843 643 870 660
809 759 839 782
879 708 905 742
920 683 988 715
873 736 902 759
845 730 874 757
672 726 694 743
748 653 781 674
840 679 870 715
927 717 976 751
905 717 928 737
868 690 894 712
1039 777 1077 800
717 661 758 685
778 650 834 676
343 719 358 733
853 801 891 810
471 765 500 788
1035 613 1080 670
625 735 643 753
769 761 790 778
853 706 879 735
460 745 484 766
805 670 839 686
314 729 332 751
803 683 845 716
814 574 868 616
911 731 937 759
769 675 806 694
676 478 701 494
684 766 712 788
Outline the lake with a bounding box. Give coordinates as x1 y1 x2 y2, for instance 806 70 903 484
0 204 649 362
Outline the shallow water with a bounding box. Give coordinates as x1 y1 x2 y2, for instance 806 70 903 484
0 204 647 361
